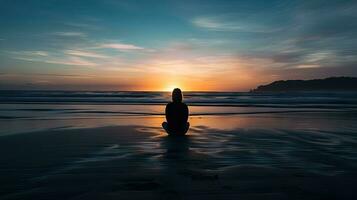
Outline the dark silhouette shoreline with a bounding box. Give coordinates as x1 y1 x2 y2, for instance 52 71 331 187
252 77 357 92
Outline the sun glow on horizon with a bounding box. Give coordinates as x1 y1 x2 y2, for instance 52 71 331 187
163 84 182 92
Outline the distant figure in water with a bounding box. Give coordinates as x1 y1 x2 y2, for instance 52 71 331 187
162 88 190 135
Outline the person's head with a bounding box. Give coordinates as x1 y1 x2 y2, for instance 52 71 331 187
172 88 183 103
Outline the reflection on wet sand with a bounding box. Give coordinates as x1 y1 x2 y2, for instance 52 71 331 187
0 122 357 199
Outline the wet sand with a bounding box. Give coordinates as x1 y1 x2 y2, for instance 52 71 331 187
1 114 357 200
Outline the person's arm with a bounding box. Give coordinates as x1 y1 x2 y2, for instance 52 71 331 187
165 103 170 122
184 104 189 122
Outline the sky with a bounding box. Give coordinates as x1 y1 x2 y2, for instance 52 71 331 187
0 0 357 91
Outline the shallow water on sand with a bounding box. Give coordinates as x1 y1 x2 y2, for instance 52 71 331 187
1 91 357 199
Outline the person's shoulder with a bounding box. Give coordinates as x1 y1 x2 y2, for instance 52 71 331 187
166 102 174 108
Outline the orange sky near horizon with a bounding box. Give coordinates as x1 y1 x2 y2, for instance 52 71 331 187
0 68 270 91
0 51 277 91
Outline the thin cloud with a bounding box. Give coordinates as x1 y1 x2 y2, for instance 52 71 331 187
10 51 48 56
192 16 280 33
99 43 144 50
13 55 97 67
33 73 94 78
12 57 38 62
43 56 97 66
294 64 321 69
0 73 94 78
32 51 48 56
192 17 226 30
53 32 87 37
9 50 97 66
65 50 109 58
64 22 100 30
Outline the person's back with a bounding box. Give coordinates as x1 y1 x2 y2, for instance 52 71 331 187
162 88 189 135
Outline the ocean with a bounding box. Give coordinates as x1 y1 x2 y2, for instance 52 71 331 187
1 91 357 199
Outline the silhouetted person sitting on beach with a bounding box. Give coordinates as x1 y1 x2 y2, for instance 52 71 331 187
162 88 189 135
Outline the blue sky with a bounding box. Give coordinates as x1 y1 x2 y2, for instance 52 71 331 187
1 0 357 91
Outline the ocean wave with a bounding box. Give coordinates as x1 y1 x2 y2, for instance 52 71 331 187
1 90 357 106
